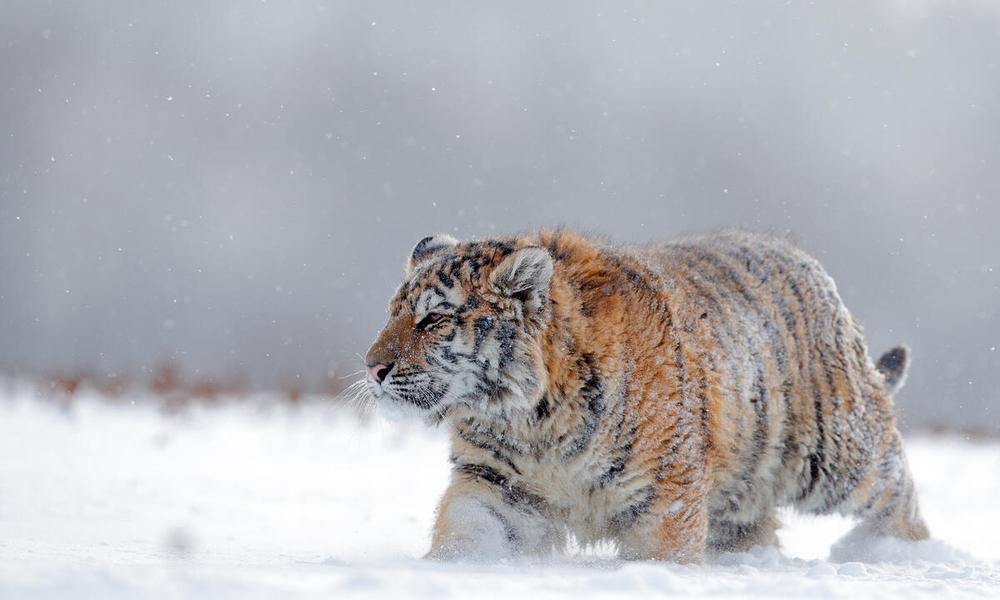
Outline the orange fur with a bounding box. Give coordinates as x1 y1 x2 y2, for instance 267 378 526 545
365 229 928 562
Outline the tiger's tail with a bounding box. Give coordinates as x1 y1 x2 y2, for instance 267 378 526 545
876 345 910 395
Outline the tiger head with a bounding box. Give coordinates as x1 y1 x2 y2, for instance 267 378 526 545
364 234 554 421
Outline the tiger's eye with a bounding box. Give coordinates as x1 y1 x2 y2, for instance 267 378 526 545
416 312 447 330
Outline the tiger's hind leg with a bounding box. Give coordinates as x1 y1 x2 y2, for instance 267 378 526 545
847 350 928 542
794 342 928 553
828 433 928 562
845 428 929 542
806 422 929 562
707 510 781 554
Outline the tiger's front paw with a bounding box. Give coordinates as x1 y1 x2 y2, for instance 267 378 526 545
427 495 518 561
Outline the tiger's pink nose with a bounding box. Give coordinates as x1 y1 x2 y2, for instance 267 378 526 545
367 362 394 384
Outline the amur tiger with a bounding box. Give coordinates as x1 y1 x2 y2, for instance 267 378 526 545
362 229 928 563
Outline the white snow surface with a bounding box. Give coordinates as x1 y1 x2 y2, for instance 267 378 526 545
1 386 998 599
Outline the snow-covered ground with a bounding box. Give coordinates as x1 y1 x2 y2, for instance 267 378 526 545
1 385 998 599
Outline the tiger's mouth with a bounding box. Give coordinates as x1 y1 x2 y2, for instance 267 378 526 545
373 384 456 425
376 393 432 421
368 375 446 414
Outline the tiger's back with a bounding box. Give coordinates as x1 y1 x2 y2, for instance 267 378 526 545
639 232 926 551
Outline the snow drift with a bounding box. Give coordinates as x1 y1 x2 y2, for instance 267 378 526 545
0 385 997 599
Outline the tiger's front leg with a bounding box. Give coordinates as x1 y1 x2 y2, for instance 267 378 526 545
427 472 560 561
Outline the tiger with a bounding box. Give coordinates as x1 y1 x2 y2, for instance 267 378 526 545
362 228 929 563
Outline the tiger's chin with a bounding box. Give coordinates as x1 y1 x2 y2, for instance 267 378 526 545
376 397 428 422
376 391 453 425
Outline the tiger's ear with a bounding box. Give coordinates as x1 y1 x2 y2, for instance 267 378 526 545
489 247 553 314
407 234 459 273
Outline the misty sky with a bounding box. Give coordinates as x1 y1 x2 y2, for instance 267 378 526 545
1 1 997 431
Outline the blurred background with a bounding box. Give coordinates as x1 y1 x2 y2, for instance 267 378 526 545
0 1 997 432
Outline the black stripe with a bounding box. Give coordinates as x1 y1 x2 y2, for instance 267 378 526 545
759 248 828 504
481 240 516 256
484 504 520 545
456 295 479 313
545 234 571 261
607 485 658 532
495 320 517 370
859 435 898 515
798 266 847 513
676 245 759 310
818 312 870 511
436 269 454 288
722 243 791 381
674 245 763 476
711 245 781 490
533 396 551 422
562 354 606 461
765 247 823 490
673 261 737 459
472 316 496 353
598 379 636 487
741 359 770 488
598 436 634 487
455 463 547 511
456 428 522 475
